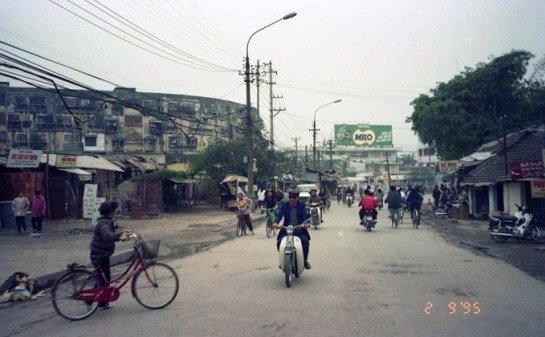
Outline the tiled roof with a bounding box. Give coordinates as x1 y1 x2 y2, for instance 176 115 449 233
461 129 545 185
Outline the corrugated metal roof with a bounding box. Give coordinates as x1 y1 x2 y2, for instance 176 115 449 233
57 168 92 175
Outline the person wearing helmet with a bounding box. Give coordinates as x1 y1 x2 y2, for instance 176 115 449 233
273 189 312 269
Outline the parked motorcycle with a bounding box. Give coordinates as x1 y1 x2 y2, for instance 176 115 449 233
278 219 310 287
346 194 354 207
309 202 321 230
358 211 375 232
489 204 545 244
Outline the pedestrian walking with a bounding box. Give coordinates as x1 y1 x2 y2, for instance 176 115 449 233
30 190 46 234
11 192 30 235
432 185 441 208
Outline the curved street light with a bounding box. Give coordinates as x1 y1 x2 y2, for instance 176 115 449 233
244 12 297 198
313 99 342 169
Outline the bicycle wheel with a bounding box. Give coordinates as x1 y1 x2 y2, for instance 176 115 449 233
132 262 179 310
51 270 100 321
266 218 273 238
414 210 420 229
394 211 399 228
236 217 243 237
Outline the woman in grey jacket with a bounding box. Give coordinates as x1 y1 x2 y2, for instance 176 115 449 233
89 201 128 307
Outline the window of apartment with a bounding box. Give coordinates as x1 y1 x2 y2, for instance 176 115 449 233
29 96 45 106
84 136 97 147
80 99 91 108
15 133 28 143
64 97 79 107
36 114 54 126
30 133 47 143
112 138 124 149
0 131 8 142
15 96 27 107
125 115 142 126
142 99 154 109
64 134 79 143
0 92 6 106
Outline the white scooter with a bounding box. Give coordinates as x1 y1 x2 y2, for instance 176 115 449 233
278 218 311 288
308 202 321 230
346 194 354 207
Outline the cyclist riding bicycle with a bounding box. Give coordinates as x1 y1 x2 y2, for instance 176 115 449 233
236 192 254 235
406 186 423 219
385 185 402 223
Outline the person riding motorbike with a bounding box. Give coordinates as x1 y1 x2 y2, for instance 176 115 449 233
318 187 330 210
345 186 355 205
273 189 312 269
308 189 324 223
359 189 378 225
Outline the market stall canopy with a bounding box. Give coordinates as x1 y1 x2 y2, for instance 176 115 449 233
221 175 248 184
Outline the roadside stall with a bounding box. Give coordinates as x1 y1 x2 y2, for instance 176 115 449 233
220 175 248 211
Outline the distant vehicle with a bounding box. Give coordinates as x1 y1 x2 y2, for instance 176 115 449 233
296 183 319 203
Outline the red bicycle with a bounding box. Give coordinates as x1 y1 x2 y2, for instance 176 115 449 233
51 233 179 321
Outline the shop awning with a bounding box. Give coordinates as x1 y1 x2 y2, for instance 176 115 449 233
77 155 124 172
57 168 92 176
221 175 247 183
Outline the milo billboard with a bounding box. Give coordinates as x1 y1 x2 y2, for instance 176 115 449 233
334 124 393 147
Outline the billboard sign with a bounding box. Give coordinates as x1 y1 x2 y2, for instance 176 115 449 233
531 180 545 198
438 161 460 173
334 124 393 147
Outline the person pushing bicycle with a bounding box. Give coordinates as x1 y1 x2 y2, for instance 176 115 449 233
236 192 254 235
90 201 129 309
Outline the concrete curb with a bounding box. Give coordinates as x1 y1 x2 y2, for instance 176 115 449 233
38 213 267 290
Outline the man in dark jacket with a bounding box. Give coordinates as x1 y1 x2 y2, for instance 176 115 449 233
273 189 312 269
385 185 402 222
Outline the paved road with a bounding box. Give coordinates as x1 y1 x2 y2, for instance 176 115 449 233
2 204 545 337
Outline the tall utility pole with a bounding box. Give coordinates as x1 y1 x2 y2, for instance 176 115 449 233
292 137 300 177
310 123 319 169
255 60 261 116
327 139 334 169
305 145 308 169
385 151 392 187
264 61 284 150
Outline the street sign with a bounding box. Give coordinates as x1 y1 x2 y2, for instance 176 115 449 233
438 161 459 173
56 155 77 168
6 149 42 168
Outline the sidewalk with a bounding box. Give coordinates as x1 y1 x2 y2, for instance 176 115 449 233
423 209 545 282
0 206 265 289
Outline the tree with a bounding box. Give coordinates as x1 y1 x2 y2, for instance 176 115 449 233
406 50 545 159
188 138 296 185
398 153 417 167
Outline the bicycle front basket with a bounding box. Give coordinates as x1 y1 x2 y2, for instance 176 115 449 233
141 239 160 259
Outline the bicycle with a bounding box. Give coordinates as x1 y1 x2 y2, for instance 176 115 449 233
412 208 420 229
51 233 179 321
236 210 248 237
264 207 276 238
390 209 400 229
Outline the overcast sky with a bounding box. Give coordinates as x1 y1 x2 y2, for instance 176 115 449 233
1 0 544 153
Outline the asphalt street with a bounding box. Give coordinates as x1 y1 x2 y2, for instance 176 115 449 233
2 204 545 337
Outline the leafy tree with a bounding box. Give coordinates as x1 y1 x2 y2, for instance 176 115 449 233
188 137 296 185
398 153 417 167
407 50 545 159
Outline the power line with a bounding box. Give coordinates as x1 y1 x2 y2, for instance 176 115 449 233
48 0 235 72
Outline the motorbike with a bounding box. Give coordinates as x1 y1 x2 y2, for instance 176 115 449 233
359 211 375 232
308 202 321 230
278 219 311 287
489 204 545 244
346 194 354 207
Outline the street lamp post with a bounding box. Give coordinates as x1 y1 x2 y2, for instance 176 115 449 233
312 99 341 169
244 12 296 199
